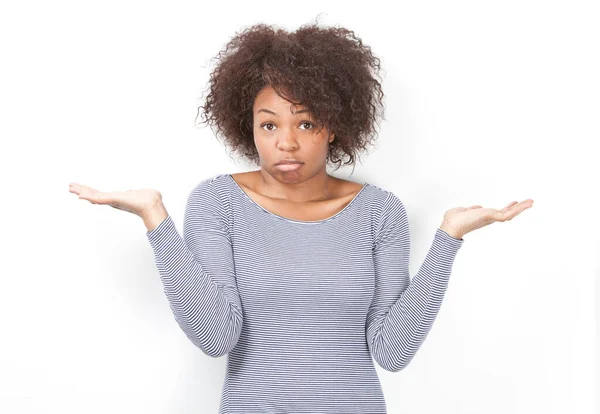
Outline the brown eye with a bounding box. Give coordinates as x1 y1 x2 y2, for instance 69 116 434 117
260 122 313 131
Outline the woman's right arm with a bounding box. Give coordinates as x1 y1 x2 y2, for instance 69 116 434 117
145 178 243 358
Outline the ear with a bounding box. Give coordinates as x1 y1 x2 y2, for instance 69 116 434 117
329 130 335 143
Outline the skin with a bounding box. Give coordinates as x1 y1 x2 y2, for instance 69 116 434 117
439 199 534 240
251 85 338 203
68 84 534 236
249 85 535 234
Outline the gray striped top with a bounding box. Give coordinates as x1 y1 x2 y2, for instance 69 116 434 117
146 173 464 413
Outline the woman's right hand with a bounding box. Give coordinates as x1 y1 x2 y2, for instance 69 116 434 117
68 182 163 219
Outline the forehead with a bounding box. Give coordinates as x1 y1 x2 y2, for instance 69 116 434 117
253 86 309 115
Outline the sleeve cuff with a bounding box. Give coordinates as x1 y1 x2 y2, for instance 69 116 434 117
146 215 174 244
436 227 464 243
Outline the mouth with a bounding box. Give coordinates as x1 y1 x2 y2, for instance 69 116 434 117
276 159 303 165
274 162 303 172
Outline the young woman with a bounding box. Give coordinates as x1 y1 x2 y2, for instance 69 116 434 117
69 22 533 414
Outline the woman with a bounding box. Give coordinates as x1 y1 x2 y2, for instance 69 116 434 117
69 22 533 414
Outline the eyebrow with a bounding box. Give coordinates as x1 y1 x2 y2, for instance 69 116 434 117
256 108 311 116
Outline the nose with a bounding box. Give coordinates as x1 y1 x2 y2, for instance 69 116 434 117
276 130 299 151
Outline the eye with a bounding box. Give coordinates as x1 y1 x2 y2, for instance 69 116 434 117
260 121 314 132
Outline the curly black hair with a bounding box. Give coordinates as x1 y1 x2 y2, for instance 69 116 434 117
195 19 386 171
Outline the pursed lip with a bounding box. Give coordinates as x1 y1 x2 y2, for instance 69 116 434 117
275 160 304 165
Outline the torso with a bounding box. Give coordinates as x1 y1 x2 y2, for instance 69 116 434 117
230 171 366 222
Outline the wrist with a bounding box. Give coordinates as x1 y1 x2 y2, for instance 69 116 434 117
439 221 463 240
143 201 168 232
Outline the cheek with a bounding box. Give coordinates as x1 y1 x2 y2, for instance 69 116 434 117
310 135 331 150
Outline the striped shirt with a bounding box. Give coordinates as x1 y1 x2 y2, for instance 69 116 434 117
146 173 464 413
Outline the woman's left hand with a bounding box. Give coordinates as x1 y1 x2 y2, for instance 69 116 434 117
439 199 534 240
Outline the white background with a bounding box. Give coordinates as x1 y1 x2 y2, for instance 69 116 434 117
1 1 598 413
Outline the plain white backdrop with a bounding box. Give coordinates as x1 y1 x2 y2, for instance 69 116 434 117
1 0 598 413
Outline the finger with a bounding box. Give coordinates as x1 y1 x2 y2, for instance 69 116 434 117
500 201 519 213
79 186 103 199
510 200 534 214
77 191 97 203
82 190 107 204
514 201 534 215
78 187 105 203
91 190 126 206
511 199 534 208
493 209 514 222
502 201 533 221
71 184 93 194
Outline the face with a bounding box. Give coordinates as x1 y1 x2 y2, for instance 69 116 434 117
252 85 334 183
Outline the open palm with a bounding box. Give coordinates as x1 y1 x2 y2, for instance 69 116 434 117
442 199 534 239
68 182 162 218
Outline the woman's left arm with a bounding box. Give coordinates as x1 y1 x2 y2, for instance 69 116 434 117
366 193 534 372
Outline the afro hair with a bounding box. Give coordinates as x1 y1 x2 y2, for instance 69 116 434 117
195 20 386 171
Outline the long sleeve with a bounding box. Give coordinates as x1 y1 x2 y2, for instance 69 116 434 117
365 192 464 372
146 177 243 358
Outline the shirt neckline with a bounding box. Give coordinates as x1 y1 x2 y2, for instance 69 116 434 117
225 173 369 225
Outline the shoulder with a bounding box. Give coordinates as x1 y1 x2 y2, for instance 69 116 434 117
188 173 231 200
366 182 406 213
366 183 409 244
185 173 233 228
191 173 230 190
